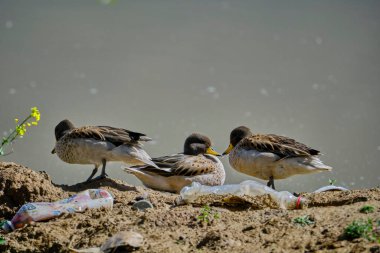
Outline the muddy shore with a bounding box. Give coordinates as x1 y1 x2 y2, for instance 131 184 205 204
0 162 379 253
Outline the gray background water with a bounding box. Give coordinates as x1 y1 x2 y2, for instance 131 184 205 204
1 0 379 192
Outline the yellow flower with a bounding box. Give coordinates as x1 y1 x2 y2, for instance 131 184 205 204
30 107 40 122
31 122 38 126
27 123 31 127
16 125 27 136
14 118 19 123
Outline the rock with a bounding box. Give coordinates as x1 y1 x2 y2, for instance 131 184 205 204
70 231 143 253
132 200 153 211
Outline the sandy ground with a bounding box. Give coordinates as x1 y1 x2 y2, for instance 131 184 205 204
0 162 379 253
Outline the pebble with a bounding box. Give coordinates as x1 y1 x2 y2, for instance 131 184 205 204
132 200 153 211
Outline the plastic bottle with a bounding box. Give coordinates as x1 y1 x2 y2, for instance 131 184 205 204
313 185 348 193
179 180 307 210
2 189 113 232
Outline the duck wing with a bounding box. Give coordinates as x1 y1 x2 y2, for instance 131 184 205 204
240 134 320 158
66 126 152 146
133 154 217 177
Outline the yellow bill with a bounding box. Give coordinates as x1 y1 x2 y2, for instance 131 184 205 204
222 143 234 155
206 147 221 156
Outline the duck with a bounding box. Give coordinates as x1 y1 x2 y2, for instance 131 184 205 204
52 119 158 182
222 126 332 189
124 133 225 193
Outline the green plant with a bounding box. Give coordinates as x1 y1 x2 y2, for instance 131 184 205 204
293 215 315 227
0 220 6 245
0 107 40 156
328 178 337 186
197 205 220 224
344 219 379 242
359 205 375 214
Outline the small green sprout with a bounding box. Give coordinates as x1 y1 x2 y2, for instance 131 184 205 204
328 178 337 186
0 107 41 156
344 219 379 242
197 205 220 224
293 215 315 227
0 220 6 245
359 205 375 214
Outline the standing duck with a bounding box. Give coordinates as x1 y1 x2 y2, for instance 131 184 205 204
52 119 158 182
222 126 332 189
124 133 225 193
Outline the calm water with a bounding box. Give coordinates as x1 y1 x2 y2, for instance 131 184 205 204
1 0 379 192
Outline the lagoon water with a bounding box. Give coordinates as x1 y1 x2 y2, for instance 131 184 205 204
0 0 379 192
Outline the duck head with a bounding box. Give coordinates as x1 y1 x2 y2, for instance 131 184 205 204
184 133 220 156
52 119 75 154
222 126 252 155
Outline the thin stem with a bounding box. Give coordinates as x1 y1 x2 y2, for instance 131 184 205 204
0 115 32 151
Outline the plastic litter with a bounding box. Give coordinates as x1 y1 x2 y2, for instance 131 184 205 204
1 189 113 232
179 180 307 210
313 185 349 193
69 231 143 253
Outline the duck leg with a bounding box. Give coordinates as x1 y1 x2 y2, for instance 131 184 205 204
267 176 275 190
86 165 99 182
99 159 108 178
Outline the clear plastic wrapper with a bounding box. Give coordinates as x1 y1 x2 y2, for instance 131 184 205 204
179 180 307 209
2 189 113 232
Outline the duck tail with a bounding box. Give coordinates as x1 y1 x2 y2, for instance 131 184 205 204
138 136 153 142
134 149 160 168
310 157 332 171
139 158 160 169
124 167 143 175
128 131 153 142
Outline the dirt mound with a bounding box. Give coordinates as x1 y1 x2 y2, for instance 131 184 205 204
0 162 68 218
0 162 379 253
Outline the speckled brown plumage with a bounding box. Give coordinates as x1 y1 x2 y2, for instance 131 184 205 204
52 119 157 182
239 134 320 158
124 133 225 193
224 126 332 189
63 126 151 146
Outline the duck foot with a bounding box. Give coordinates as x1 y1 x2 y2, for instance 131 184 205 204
85 159 108 183
267 176 275 190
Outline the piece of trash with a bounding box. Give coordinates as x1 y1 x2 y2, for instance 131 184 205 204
132 200 153 211
314 185 349 193
178 181 307 210
69 231 143 253
2 189 113 232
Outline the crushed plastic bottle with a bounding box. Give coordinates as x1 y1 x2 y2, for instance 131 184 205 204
313 185 349 193
179 180 307 210
1 189 113 232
